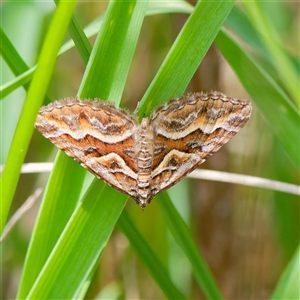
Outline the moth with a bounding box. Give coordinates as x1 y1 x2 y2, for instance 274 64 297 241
35 92 252 209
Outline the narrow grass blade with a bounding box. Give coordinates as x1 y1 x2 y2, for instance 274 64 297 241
225 7 267 61
242 2 299 105
67 15 92 65
157 193 223 299
118 210 187 299
0 27 29 75
0 0 77 235
16 154 86 298
225 7 299 101
53 0 92 65
271 245 300 300
79 1 148 103
1 68 36 98
215 30 300 170
0 2 194 100
26 181 127 299
20 1 149 298
139 1 235 117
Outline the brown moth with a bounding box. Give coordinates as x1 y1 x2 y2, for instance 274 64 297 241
35 92 252 209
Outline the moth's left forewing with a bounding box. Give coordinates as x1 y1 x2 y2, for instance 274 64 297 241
35 99 139 198
150 92 252 194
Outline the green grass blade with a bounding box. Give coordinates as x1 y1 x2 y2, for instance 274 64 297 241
157 193 224 299
53 0 92 65
5 6 92 296
0 3 91 99
139 0 235 116
118 210 187 299
0 2 194 100
225 7 268 60
26 181 127 299
20 2 149 298
0 27 29 75
134 2 233 298
242 2 299 105
68 16 92 65
1 68 36 98
0 0 77 235
79 1 148 102
226 7 299 97
271 245 300 300
16 155 86 298
215 30 300 170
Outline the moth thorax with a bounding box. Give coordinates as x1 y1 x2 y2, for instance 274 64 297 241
135 118 154 206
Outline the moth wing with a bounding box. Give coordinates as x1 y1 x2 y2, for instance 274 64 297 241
35 98 139 198
150 92 252 195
